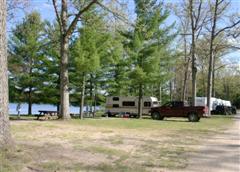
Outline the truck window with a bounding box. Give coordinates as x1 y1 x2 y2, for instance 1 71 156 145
174 101 183 107
144 102 151 107
112 97 119 101
153 101 159 105
163 102 172 107
122 101 135 106
112 104 119 108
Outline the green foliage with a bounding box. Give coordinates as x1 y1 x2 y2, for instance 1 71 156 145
69 10 119 107
7 1 178 109
8 12 46 106
72 27 100 73
39 21 61 105
121 0 175 98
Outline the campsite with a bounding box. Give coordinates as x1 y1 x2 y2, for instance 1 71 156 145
0 0 240 172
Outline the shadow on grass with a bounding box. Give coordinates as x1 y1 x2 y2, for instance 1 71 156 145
10 116 37 121
9 115 58 121
162 118 190 123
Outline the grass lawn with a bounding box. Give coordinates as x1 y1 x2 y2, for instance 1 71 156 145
1 115 234 172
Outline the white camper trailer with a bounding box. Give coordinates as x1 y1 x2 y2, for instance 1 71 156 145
195 97 232 114
222 100 231 107
105 96 160 117
216 98 223 106
195 97 218 111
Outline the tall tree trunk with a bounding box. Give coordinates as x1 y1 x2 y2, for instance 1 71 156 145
0 0 12 148
182 35 190 101
90 74 93 114
80 73 86 120
201 66 206 96
138 83 143 118
191 33 197 106
170 81 173 101
207 0 218 115
57 73 61 116
212 53 216 97
190 0 197 106
212 67 215 97
93 83 97 118
60 34 70 119
57 103 60 115
182 67 189 101
159 83 162 105
59 0 70 119
28 87 32 115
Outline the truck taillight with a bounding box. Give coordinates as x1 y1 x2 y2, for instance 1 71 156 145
204 106 208 113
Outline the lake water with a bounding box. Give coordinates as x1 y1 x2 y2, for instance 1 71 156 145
9 103 88 115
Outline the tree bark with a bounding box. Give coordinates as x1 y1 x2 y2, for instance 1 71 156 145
201 65 206 96
57 73 60 116
28 88 32 115
80 73 86 120
212 53 216 97
207 0 218 115
93 81 97 118
170 81 173 101
138 83 143 118
212 66 215 97
189 0 197 106
159 84 162 105
0 0 12 149
59 0 70 119
182 35 190 101
90 74 93 114
57 103 60 115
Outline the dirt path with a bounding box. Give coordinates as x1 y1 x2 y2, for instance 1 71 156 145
173 113 240 172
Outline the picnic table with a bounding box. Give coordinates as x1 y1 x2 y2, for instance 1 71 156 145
36 110 58 120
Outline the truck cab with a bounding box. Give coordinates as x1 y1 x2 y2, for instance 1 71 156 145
159 101 189 117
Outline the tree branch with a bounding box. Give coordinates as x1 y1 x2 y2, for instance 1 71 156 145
96 1 134 27
52 0 63 33
215 19 240 37
66 0 98 37
194 0 203 29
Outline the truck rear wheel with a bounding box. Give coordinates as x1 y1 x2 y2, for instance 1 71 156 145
151 112 164 120
188 113 199 122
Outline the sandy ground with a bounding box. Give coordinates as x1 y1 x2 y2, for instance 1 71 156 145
6 116 237 172
171 113 240 172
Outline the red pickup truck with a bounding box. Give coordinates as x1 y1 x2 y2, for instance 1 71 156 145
150 101 208 122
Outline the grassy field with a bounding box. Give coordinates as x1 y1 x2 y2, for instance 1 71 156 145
1 115 234 172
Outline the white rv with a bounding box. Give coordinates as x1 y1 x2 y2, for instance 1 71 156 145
222 100 231 107
195 97 218 111
105 96 160 116
195 97 232 111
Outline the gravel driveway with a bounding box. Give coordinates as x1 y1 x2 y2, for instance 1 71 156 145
174 113 240 172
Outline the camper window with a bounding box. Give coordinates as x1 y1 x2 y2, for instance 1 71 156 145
144 102 151 107
122 101 135 106
112 97 119 101
113 104 119 108
113 97 119 101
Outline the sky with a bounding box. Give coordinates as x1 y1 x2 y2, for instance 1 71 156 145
8 0 240 68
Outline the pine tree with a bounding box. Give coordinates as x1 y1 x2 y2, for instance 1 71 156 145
40 21 61 112
70 13 102 119
8 12 46 115
122 0 175 118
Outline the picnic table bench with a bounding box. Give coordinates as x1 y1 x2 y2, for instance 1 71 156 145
36 110 58 120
